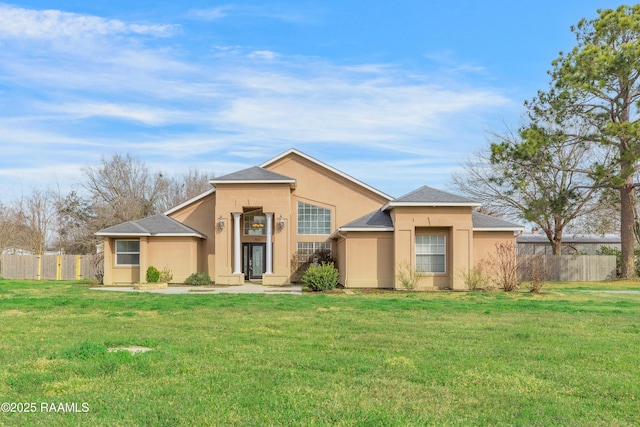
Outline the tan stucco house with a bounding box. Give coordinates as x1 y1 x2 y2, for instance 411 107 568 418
97 149 522 289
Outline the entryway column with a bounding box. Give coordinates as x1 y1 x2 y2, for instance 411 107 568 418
232 212 242 275
265 212 273 274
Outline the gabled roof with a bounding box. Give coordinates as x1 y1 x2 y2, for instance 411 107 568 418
96 214 207 238
164 188 216 216
261 148 392 200
337 209 394 232
210 166 296 188
472 212 523 231
383 185 480 210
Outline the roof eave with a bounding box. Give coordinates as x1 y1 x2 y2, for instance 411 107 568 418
95 232 152 237
209 179 296 189
338 227 395 232
383 201 481 210
95 232 206 238
154 233 207 239
164 188 216 216
473 227 524 232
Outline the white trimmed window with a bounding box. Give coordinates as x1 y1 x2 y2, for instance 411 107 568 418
296 242 332 262
297 201 331 235
416 235 446 273
115 240 140 266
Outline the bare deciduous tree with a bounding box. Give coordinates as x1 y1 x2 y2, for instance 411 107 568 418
13 188 56 255
82 154 213 224
0 202 20 253
3 154 214 255
157 168 213 213
488 242 520 292
82 154 169 226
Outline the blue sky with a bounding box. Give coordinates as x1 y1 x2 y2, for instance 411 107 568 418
0 1 627 203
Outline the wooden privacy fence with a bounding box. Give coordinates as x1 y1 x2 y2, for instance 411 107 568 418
0 254 101 280
518 255 617 282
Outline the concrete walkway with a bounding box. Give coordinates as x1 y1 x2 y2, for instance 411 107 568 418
91 283 302 295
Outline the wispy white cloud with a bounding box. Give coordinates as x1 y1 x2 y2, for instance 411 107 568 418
0 4 515 202
248 50 278 60
0 4 175 39
424 49 488 75
38 102 194 126
207 62 510 154
188 4 317 24
188 6 233 20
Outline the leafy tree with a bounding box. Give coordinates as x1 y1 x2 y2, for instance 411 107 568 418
453 124 602 255
526 5 640 277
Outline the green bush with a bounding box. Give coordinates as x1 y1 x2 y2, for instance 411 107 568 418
146 266 160 283
184 272 211 286
302 262 339 291
291 248 337 283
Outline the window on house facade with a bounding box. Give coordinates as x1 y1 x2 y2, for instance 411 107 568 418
297 201 331 235
415 235 446 273
296 242 332 263
115 240 140 266
244 209 266 236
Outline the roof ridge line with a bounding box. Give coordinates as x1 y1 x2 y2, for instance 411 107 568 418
260 148 393 201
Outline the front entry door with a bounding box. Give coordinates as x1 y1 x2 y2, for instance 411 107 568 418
243 243 266 280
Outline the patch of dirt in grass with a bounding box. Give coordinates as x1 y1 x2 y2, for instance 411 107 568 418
107 346 154 354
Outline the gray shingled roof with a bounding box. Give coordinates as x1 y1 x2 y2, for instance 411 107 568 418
393 185 479 204
212 166 295 182
517 234 620 244
339 209 393 230
96 214 206 238
472 212 523 230
339 210 522 232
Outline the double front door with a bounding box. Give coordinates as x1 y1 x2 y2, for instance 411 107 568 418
243 243 266 280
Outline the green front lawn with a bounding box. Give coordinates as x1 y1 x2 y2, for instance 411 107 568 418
0 280 639 426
